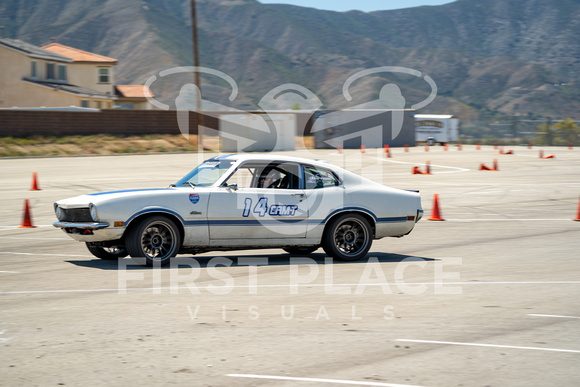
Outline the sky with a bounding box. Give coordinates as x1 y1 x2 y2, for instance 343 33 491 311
257 0 456 13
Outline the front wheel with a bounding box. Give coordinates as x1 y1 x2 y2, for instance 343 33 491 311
126 216 181 267
322 213 372 261
86 243 128 260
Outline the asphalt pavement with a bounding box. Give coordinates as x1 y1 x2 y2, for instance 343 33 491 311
1 145 579 386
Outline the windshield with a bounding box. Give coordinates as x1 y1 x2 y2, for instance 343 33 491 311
174 159 235 187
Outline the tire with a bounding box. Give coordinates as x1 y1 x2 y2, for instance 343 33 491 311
125 216 181 267
322 213 372 261
86 242 128 260
283 246 319 255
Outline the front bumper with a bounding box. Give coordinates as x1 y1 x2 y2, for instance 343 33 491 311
53 222 109 230
53 222 124 242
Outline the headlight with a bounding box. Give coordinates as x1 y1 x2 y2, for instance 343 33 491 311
89 203 98 222
54 204 64 220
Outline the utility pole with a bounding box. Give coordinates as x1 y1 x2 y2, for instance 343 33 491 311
511 116 517 145
546 117 553 146
190 0 203 150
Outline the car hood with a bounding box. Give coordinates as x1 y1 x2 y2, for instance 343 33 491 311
56 188 208 208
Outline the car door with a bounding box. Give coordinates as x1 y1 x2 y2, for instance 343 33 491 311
302 164 346 234
207 161 308 240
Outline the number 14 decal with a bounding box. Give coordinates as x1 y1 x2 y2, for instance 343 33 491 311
243 197 298 217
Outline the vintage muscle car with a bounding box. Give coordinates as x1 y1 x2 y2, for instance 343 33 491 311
54 154 422 266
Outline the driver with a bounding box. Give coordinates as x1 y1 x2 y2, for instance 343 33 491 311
261 169 281 188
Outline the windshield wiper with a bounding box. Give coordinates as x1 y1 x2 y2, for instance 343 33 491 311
185 182 196 189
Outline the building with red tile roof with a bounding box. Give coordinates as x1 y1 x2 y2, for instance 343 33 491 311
1 38 152 110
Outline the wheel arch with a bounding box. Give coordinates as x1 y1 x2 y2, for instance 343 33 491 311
122 209 185 243
323 209 376 238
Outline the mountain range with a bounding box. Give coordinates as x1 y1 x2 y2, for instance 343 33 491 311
1 0 579 120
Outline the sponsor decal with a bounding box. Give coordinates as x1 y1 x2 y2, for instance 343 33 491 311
243 197 298 217
189 193 200 204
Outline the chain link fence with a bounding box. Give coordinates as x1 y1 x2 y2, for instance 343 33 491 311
459 117 580 146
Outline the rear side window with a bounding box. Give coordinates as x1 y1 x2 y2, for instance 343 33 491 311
303 165 340 189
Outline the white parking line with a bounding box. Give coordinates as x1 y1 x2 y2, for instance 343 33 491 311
528 314 580 319
0 236 70 241
0 252 92 258
373 157 471 174
396 339 580 354
1 281 579 295
445 219 573 222
226 374 425 387
0 225 53 231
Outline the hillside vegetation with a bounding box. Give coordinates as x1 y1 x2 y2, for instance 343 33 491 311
1 0 579 121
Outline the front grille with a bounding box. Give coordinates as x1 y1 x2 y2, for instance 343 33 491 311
61 208 92 222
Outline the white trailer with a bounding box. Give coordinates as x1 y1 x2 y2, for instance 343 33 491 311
415 114 459 145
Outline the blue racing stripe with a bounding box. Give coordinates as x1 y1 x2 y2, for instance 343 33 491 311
88 189 170 196
377 217 408 223
209 218 304 226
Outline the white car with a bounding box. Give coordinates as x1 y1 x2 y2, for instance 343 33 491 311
54 154 423 266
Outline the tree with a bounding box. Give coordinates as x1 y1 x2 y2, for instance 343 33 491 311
535 117 554 146
553 118 580 145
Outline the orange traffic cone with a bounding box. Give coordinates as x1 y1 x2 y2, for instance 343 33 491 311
412 166 422 175
574 196 580 222
476 142 481 150
384 144 391 158
428 194 445 221
361 145 366 153
425 161 431 175
539 149 544 158
30 172 41 191
19 199 36 228
337 145 343 154
479 159 498 171
404 144 409 152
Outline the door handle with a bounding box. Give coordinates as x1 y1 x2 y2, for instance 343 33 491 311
291 193 305 198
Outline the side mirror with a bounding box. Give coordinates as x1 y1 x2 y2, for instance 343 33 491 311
225 183 238 190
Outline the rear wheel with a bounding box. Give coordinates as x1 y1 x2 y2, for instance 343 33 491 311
322 213 372 261
126 216 181 267
283 246 319 255
86 243 128 260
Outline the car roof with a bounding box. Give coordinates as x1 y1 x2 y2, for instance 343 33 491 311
208 154 335 169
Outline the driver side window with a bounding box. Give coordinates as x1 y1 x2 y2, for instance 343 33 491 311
224 161 300 189
224 165 257 188
257 163 300 189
